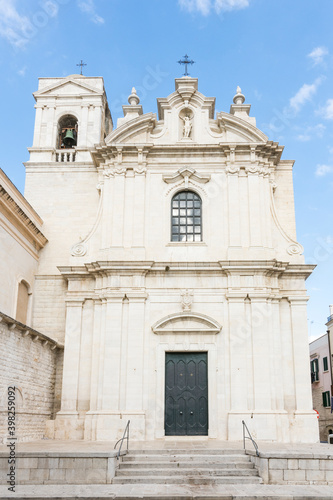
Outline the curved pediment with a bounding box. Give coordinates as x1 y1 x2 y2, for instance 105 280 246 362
104 113 157 144
152 312 221 335
99 78 271 149
217 112 268 143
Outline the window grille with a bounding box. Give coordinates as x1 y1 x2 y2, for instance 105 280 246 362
171 191 202 242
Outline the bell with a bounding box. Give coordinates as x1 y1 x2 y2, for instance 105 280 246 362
63 129 75 147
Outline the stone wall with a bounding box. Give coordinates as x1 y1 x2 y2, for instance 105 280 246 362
250 452 333 485
0 452 118 485
31 277 67 343
0 313 63 443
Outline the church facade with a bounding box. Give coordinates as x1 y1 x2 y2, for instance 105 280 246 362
24 74 319 443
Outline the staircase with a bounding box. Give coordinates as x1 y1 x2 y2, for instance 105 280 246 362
112 448 262 485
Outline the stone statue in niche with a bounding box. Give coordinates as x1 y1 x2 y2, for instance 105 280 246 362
179 112 193 138
182 115 192 137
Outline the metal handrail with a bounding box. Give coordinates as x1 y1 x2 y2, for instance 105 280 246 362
242 420 259 457
114 420 130 460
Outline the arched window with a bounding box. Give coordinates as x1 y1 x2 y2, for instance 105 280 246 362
57 115 78 149
16 280 30 324
171 191 202 242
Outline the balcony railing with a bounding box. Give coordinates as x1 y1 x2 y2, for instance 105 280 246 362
55 150 76 163
327 314 333 323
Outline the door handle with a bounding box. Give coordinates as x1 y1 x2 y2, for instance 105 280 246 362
179 411 183 415
190 411 194 415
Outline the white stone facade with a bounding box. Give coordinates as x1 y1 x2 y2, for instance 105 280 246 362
24 75 319 443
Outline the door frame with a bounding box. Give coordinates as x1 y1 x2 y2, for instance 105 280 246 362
155 342 218 438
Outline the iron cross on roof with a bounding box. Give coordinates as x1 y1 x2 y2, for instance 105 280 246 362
177 54 195 76
76 60 87 75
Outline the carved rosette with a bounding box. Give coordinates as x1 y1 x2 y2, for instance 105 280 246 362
71 242 87 257
287 243 303 255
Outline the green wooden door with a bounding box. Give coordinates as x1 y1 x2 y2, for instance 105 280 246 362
165 352 208 436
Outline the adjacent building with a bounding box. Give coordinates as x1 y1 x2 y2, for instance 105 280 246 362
309 317 333 442
0 169 62 442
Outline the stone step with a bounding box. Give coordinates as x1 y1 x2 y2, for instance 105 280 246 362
129 449 245 455
116 467 259 477
122 454 249 462
119 460 255 469
112 475 263 485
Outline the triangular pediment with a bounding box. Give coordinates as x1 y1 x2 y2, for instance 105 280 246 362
152 312 221 335
34 77 103 98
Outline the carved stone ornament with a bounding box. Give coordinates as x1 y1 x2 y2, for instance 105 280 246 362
114 166 127 176
226 165 240 175
134 165 147 175
71 242 87 257
181 289 194 312
103 168 115 178
287 243 303 255
245 165 260 174
163 167 210 185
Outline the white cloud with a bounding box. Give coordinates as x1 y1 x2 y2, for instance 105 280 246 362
289 77 323 113
0 0 59 48
77 0 105 24
315 164 333 177
318 98 333 120
215 0 249 12
178 0 249 15
0 0 33 47
308 46 328 66
296 123 325 142
17 65 27 76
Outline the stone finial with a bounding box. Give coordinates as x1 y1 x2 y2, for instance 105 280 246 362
233 86 245 105
128 87 140 106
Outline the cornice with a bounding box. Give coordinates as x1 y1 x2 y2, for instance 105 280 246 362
0 171 47 250
0 311 63 349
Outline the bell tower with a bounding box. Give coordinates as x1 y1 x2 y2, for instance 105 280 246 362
27 74 112 166
24 74 112 278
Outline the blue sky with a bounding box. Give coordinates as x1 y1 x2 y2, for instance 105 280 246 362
0 0 332 339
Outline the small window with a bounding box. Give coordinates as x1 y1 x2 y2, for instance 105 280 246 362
171 191 202 242
322 391 331 408
311 359 319 382
16 280 30 324
323 356 328 372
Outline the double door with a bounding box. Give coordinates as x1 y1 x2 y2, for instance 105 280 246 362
165 352 208 436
